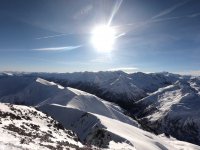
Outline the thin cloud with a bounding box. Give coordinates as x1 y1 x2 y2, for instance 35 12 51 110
73 4 93 20
152 12 200 23
117 11 200 30
109 67 138 73
119 11 200 33
90 55 112 63
33 45 82 51
177 70 200 76
152 0 190 19
35 33 69 40
188 12 200 18
152 16 184 22
115 32 126 39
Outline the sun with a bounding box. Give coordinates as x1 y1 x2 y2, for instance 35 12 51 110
91 25 116 52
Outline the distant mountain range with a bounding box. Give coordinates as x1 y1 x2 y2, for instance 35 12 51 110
0 71 200 149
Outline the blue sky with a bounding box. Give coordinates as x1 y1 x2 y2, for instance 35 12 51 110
0 0 200 74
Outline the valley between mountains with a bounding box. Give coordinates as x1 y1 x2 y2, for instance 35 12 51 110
0 71 200 150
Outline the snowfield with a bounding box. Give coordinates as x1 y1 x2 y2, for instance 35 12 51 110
0 71 200 149
134 80 200 145
0 103 83 150
39 104 200 150
0 76 139 126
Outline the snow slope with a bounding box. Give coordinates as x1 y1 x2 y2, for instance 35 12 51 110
1 71 200 148
134 80 200 145
39 104 200 150
34 71 147 103
0 71 183 100
129 72 180 93
0 77 138 126
0 77 63 105
0 103 83 150
1 71 180 105
100 74 146 101
36 83 139 127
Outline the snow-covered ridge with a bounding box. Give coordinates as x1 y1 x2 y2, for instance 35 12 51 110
2 72 13 76
0 71 183 104
135 79 200 145
36 78 64 89
39 104 200 150
0 76 138 126
0 71 200 148
103 74 146 100
0 103 83 150
11 71 147 103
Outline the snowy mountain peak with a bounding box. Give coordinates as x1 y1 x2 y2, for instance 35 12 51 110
106 74 146 101
135 78 200 145
3 72 13 76
36 78 64 89
110 74 132 85
39 104 200 150
0 72 200 148
67 87 92 96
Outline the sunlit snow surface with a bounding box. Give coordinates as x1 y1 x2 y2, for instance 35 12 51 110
0 103 83 150
39 104 200 150
0 72 200 149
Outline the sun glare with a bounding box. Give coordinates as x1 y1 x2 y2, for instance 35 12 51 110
91 25 116 52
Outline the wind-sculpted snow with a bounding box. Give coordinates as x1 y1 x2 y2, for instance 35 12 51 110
29 71 184 111
1 71 200 148
0 77 62 105
0 71 179 107
39 104 200 150
0 76 138 126
33 71 147 104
